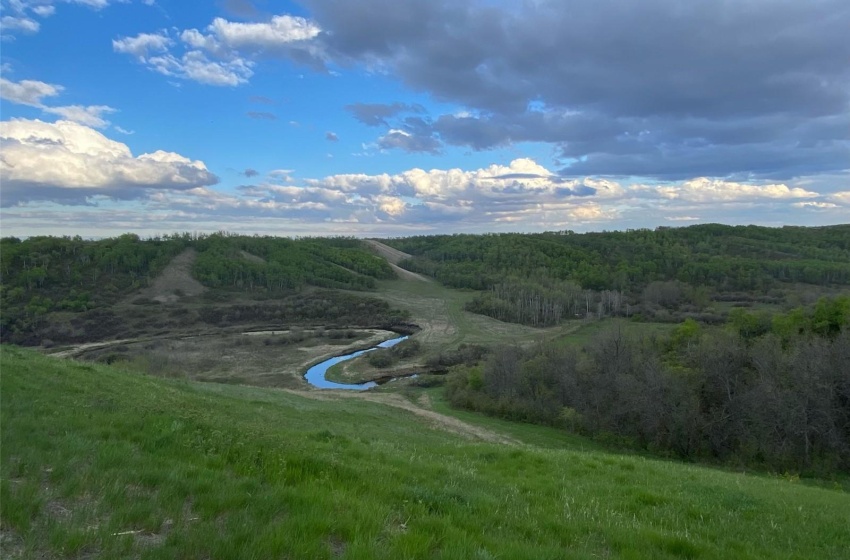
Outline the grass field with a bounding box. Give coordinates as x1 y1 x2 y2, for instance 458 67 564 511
70 328 395 389
3 346 849 559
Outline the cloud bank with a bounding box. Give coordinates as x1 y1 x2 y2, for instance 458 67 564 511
0 118 218 206
113 0 849 182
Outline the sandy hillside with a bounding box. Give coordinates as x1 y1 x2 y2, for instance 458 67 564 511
132 248 206 303
364 239 432 282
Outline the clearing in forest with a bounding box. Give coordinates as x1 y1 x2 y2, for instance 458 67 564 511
364 239 432 282
129 248 206 303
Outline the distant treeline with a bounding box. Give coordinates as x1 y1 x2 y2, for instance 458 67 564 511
0 233 395 343
447 297 850 474
388 224 850 326
192 234 394 291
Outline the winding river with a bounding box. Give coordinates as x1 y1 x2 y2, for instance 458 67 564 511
304 336 408 390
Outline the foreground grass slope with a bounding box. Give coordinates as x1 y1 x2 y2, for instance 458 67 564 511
2 348 849 559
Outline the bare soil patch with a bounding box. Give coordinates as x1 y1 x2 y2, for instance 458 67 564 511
363 239 412 264
130 248 206 304
364 240 432 282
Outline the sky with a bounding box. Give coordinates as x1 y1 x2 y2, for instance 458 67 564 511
0 0 848 238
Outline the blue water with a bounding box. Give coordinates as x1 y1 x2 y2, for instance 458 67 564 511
303 336 408 390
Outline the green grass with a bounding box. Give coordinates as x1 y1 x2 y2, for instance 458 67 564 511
3 346 849 559
419 387 610 451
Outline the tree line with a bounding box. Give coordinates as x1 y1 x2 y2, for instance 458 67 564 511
0 233 396 344
446 297 850 475
192 234 394 292
388 224 850 327
389 224 850 292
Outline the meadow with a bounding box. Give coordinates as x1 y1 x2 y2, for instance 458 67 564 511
3 346 849 559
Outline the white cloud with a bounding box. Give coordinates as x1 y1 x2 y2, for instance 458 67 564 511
1 149 835 235
184 15 321 53
32 5 55 16
828 191 850 205
0 77 63 106
375 195 406 216
112 32 172 59
127 47 254 86
1 0 122 38
631 178 818 202
1 15 39 33
42 104 115 128
0 77 117 127
666 216 700 222
114 125 134 135
114 13 322 86
792 201 838 209
0 118 218 205
178 51 253 86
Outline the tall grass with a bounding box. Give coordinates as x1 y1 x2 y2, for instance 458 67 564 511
2 346 848 559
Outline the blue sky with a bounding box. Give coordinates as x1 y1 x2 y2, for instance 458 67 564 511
1 0 848 237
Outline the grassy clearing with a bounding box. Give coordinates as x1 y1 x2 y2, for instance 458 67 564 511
371 279 553 349
71 329 394 389
3 346 849 559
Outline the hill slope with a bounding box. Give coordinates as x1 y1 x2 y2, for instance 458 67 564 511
2 347 848 559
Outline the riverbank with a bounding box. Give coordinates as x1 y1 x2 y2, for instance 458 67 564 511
303 336 408 390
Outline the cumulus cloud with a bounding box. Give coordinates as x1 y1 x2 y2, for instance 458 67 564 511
114 14 323 86
792 201 838 209
0 77 62 106
3 154 837 236
630 178 818 203
112 32 172 59
325 131 338 142
0 118 218 206
1 77 117 128
116 157 625 231
828 191 850 205
1 15 39 34
42 104 115 128
114 31 255 86
32 5 55 17
1 0 119 38
145 50 254 86
184 15 321 52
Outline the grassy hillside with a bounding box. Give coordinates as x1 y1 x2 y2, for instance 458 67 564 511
3 347 849 559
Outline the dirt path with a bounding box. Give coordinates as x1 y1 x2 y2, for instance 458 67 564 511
128 248 206 304
364 240 432 282
48 338 143 359
363 239 412 264
288 389 519 445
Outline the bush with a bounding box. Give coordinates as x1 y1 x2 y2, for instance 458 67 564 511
367 349 395 368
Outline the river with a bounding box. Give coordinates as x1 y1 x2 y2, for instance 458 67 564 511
303 336 408 390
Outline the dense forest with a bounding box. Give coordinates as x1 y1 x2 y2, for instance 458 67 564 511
447 297 850 474
388 224 850 326
192 234 394 291
0 233 397 345
2 225 849 475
